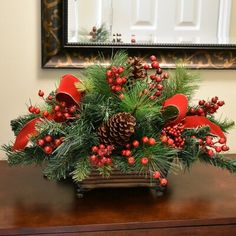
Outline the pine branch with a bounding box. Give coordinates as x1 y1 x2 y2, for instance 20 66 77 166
71 158 92 182
160 65 200 103
199 153 236 173
208 116 235 133
120 81 161 121
2 145 47 166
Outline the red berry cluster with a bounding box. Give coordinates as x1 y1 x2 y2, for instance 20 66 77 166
52 102 78 122
106 66 126 95
37 135 63 154
161 123 185 148
121 137 157 165
89 144 114 167
152 171 168 186
198 136 229 157
189 96 225 116
141 55 169 100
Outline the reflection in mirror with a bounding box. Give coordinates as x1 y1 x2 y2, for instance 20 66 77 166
67 0 236 45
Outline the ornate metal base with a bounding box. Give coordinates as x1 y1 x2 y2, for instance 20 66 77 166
76 170 167 198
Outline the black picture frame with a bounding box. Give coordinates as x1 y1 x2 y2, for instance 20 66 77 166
42 0 236 69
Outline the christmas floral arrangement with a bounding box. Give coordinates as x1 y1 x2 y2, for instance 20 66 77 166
3 52 236 191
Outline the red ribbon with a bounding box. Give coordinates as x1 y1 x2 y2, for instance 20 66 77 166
163 94 225 139
13 74 83 151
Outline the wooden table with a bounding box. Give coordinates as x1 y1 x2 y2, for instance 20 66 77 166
0 160 236 235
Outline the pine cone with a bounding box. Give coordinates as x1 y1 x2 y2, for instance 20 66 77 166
98 112 136 147
128 56 146 79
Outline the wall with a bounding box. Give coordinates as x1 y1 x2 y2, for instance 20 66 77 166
0 0 236 159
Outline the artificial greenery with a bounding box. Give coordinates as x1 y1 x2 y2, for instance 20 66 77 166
2 51 235 186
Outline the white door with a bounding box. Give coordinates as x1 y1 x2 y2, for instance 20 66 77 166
67 0 231 44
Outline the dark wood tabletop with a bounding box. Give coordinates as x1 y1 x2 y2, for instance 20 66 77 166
0 159 236 235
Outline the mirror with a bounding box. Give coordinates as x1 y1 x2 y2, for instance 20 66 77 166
41 0 236 69
67 0 236 46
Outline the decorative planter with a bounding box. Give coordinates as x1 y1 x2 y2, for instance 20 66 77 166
76 170 167 198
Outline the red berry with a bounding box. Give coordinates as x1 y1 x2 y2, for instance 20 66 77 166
45 135 53 143
121 77 127 84
206 136 213 145
99 144 105 149
149 138 156 145
106 70 112 77
156 76 162 83
141 157 149 165
161 136 168 143
150 74 156 80
153 171 161 179
128 156 135 165
150 55 157 61
160 178 168 186
69 106 76 114
197 108 204 115
143 64 150 70
215 146 222 153
116 77 123 85
207 149 214 157
115 85 122 92
35 108 40 114
42 111 49 118
121 150 127 156
157 84 163 91
217 101 225 106
142 136 149 143
219 137 226 144
211 96 218 103
107 145 113 151
54 139 62 147
37 139 45 146
107 78 113 84
125 143 131 149
64 112 71 119
167 139 174 145
125 150 132 157
189 108 195 114
47 95 53 100
28 106 35 113
222 145 229 151
55 111 63 118
90 155 97 163
111 66 118 74
118 67 124 74
106 158 112 165
92 146 99 153
132 140 140 148
44 146 53 154
54 105 61 111
38 90 44 97
151 61 159 69
199 100 205 106
100 157 107 164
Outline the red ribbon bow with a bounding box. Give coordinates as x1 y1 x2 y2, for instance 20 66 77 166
13 74 83 151
163 94 225 139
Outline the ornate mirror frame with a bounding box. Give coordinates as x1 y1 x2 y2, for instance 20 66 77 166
42 0 236 69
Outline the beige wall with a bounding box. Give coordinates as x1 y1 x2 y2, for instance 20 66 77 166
0 0 236 159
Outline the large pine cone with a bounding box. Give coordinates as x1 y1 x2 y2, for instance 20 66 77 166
98 112 136 146
128 56 146 79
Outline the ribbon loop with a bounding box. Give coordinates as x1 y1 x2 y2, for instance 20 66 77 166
13 74 83 151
